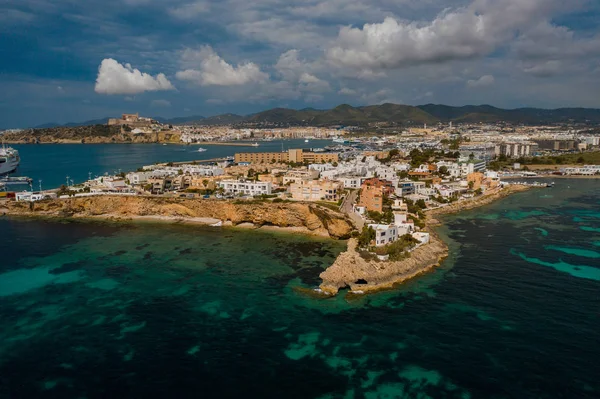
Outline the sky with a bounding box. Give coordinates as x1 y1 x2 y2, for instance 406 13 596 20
2 0 600 128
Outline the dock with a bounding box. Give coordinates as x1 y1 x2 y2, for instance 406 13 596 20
0 176 33 190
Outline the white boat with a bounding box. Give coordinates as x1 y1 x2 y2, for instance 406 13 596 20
0 145 20 175
251 143 259 147
196 148 207 152
304 139 309 143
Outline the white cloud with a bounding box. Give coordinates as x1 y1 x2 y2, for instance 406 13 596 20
522 60 563 77
151 99 171 107
339 88 357 96
275 50 306 81
176 46 269 86
168 1 210 20
326 0 564 74
298 73 331 93
95 59 174 95
467 75 495 88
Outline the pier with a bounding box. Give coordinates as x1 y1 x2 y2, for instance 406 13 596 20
191 142 259 147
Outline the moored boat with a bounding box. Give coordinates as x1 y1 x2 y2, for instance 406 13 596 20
0 145 20 175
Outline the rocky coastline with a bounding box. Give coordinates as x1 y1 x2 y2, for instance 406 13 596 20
0 196 353 239
319 184 534 296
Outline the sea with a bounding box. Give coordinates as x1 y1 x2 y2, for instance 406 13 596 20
1 149 600 398
8 139 333 189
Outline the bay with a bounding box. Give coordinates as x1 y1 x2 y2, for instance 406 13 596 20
9 139 333 189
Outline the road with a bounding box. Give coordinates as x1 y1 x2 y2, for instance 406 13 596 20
339 189 364 230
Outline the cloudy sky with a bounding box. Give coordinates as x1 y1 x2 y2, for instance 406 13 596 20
2 0 600 127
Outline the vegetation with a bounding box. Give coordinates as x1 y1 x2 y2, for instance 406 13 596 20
315 201 340 211
366 210 394 224
374 234 420 261
358 226 376 248
487 151 600 170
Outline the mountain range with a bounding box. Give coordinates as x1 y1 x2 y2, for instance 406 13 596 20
32 103 600 129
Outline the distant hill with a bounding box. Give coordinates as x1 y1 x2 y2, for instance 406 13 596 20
28 103 600 129
193 113 246 125
418 104 600 124
34 118 110 129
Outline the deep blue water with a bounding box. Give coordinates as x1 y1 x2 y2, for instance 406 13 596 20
9 139 333 189
1 179 599 398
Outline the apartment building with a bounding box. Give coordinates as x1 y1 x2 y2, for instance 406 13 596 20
218 180 272 196
289 180 342 202
495 142 539 158
282 170 320 185
234 149 338 164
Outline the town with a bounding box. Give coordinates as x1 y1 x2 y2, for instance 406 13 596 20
6 114 600 262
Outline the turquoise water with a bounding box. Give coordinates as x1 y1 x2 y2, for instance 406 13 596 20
9 139 333 189
1 179 600 397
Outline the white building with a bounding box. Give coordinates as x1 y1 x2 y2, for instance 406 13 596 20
126 171 153 185
375 166 397 181
368 224 399 247
412 232 430 245
15 191 55 202
561 165 600 175
308 163 334 173
436 161 462 178
218 180 272 196
338 176 364 189
181 165 225 176
393 212 414 236
391 162 411 172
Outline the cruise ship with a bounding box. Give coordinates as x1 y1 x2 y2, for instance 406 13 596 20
0 145 20 175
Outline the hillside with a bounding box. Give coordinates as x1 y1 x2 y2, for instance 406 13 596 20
418 104 600 124
20 103 600 131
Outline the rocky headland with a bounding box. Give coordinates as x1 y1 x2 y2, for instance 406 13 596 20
319 184 534 296
319 231 448 295
2 126 181 144
0 196 353 239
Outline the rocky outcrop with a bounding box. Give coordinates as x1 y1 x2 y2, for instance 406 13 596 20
319 232 448 295
426 184 532 217
319 185 532 295
1 196 353 239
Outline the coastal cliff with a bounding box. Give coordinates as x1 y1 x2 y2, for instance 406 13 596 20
2 126 182 144
319 232 448 295
1 196 353 239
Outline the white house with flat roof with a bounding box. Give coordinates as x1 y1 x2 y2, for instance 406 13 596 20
218 180 272 196
368 224 399 247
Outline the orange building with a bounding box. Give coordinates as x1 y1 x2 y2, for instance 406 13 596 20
361 178 395 195
467 172 484 190
358 178 395 212
358 184 384 212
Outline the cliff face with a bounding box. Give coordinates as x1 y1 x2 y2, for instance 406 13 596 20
1 196 353 239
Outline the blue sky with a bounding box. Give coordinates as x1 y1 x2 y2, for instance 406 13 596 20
1 0 600 128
